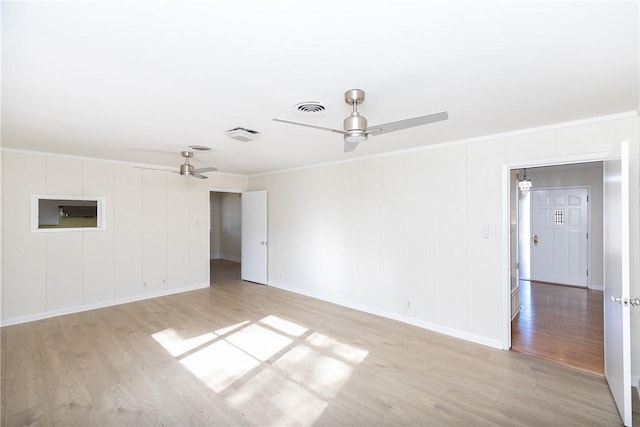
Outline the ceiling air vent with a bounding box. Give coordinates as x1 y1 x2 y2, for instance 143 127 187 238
225 127 260 142
294 101 327 114
188 145 211 152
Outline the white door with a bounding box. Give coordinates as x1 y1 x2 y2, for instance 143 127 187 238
510 170 521 318
604 141 632 426
241 190 268 284
530 187 589 286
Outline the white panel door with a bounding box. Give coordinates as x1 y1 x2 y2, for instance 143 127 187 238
530 187 588 286
604 141 632 426
241 191 267 284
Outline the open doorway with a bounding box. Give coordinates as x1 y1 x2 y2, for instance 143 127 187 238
509 162 605 375
210 191 242 283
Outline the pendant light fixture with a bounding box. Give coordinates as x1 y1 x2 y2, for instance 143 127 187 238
518 168 532 192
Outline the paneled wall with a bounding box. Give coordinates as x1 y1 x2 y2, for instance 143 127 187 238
1 151 216 324
248 116 640 374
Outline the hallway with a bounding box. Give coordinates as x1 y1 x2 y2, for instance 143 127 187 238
511 281 604 375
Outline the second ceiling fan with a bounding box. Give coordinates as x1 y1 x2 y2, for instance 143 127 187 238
273 89 448 153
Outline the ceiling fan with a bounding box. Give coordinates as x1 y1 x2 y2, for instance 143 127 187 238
273 89 448 153
137 151 217 179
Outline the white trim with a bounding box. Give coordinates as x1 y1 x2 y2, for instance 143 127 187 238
0 147 246 179
31 194 106 232
3 112 636 180
502 164 512 349
502 152 608 349
249 112 637 178
268 281 503 350
208 187 243 193
0 283 210 327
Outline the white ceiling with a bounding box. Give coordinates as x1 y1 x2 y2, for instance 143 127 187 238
2 1 638 176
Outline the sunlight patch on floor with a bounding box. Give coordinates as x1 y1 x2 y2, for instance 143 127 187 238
151 329 216 357
215 320 250 336
180 340 261 393
152 314 369 425
261 314 308 337
226 323 293 362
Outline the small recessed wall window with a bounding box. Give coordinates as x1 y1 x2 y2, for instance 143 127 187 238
31 195 105 232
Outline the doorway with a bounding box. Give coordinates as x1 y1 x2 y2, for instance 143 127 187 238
210 191 242 283
508 161 605 374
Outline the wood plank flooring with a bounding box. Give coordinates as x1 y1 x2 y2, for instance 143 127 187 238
1 261 625 426
511 280 604 375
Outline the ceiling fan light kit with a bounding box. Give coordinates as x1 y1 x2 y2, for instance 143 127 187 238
273 88 448 153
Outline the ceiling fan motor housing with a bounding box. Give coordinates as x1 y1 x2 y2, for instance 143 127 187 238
344 112 367 132
180 163 194 176
343 112 368 143
343 89 368 143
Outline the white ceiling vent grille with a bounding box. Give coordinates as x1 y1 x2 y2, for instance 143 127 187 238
225 127 260 142
294 101 327 114
188 145 211 151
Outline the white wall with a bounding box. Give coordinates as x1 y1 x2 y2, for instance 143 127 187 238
1 151 212 325
247 116 640 378
209 192 242 262
526 162 604 288
220 193 241 262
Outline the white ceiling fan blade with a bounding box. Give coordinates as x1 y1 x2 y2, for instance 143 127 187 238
135 166 178 174
343 140 360 153
273 118 346 134
368 111 448 135
192 166 218 174
191 173 208 179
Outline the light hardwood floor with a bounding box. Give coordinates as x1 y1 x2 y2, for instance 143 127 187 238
511 280 604 375
0 261 626 426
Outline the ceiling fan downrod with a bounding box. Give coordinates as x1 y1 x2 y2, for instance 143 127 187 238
180 151 194 176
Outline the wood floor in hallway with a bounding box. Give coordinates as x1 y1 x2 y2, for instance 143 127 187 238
1 263 624 426
511 280 604 375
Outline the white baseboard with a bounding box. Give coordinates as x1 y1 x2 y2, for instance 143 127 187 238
589 283 604 291
217 255 241 263
267 281 503 350
0 282 210 327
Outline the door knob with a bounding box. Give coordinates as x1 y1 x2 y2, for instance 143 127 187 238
533 234 539 246
610 296 640 307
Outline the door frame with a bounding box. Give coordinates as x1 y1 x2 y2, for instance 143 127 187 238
501 152 608 349
528 185 592 288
